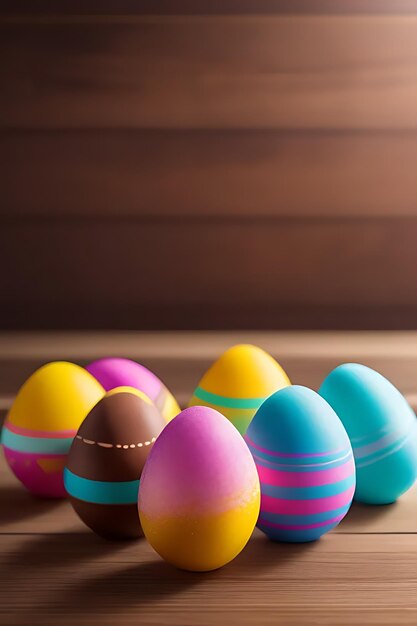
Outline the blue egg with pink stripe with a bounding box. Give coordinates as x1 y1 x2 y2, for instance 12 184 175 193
319 363 417 505
245 385 355 543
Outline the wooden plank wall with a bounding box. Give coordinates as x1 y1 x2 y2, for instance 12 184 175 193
2 1 417 329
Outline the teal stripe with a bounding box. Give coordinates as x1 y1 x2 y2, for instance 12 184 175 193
351 419 415 448
1 427 73 454
355 432 411 467
64 468 140 505
248 443 353 469
194 387 265 409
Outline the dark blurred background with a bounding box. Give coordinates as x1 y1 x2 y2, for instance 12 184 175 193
2 1 417 330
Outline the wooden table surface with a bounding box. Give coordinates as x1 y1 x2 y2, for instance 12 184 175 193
1 331 417 625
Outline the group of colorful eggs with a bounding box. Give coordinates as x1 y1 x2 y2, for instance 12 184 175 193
2 345 417 572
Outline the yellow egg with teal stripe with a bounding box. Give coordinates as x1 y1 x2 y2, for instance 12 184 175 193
1 362 105 498
189 344 290 435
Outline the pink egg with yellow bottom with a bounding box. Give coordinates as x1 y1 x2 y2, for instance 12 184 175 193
139 406 260 571
2 362 104 498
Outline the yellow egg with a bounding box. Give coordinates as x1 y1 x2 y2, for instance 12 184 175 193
189 344 290 435
1 362 104 497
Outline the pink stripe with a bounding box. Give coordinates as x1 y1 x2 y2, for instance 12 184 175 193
257 458 355 487
258 514 345 531
3 448 66 460
4 422 77 439
245 434 346 459
261 486 355 515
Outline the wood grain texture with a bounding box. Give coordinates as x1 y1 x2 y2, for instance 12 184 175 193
1 532 417 625
1 217 417 330
2 15 417 130
2 10 417 330
4 130 417 218
1 332 417 625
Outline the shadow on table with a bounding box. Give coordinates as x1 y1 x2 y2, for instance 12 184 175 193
3 532 127 572
1 533 132 616
50 529 316 616
60 559 201 614
0 484 63 527
339 499 397 530
3 527 318 617
3 531 196 614
231 528 317 572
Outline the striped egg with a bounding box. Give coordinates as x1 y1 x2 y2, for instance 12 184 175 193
86 358 180 423
1 362 104 498
189 344 290 435
245 386 355 543
65 387 166 539
319 363 417 505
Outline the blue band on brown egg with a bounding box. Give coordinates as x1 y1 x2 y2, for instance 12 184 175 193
64 468 140 505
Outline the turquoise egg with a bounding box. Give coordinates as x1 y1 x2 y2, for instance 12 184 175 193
245 386 355 543
319 363 417 505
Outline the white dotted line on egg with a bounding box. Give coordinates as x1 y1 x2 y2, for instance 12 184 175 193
75 435 156 449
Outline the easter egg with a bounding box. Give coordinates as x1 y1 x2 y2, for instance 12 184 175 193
189 344 290 435
139 406 260 571
65 387 166 539
245 385 355 543
1 362 104 498
319 363 417 505
86 358 180 423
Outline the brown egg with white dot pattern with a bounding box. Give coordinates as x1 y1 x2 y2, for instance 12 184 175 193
64 386 166 539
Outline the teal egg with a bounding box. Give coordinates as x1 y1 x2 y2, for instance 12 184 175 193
245 386 355 542
319 363 417 505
